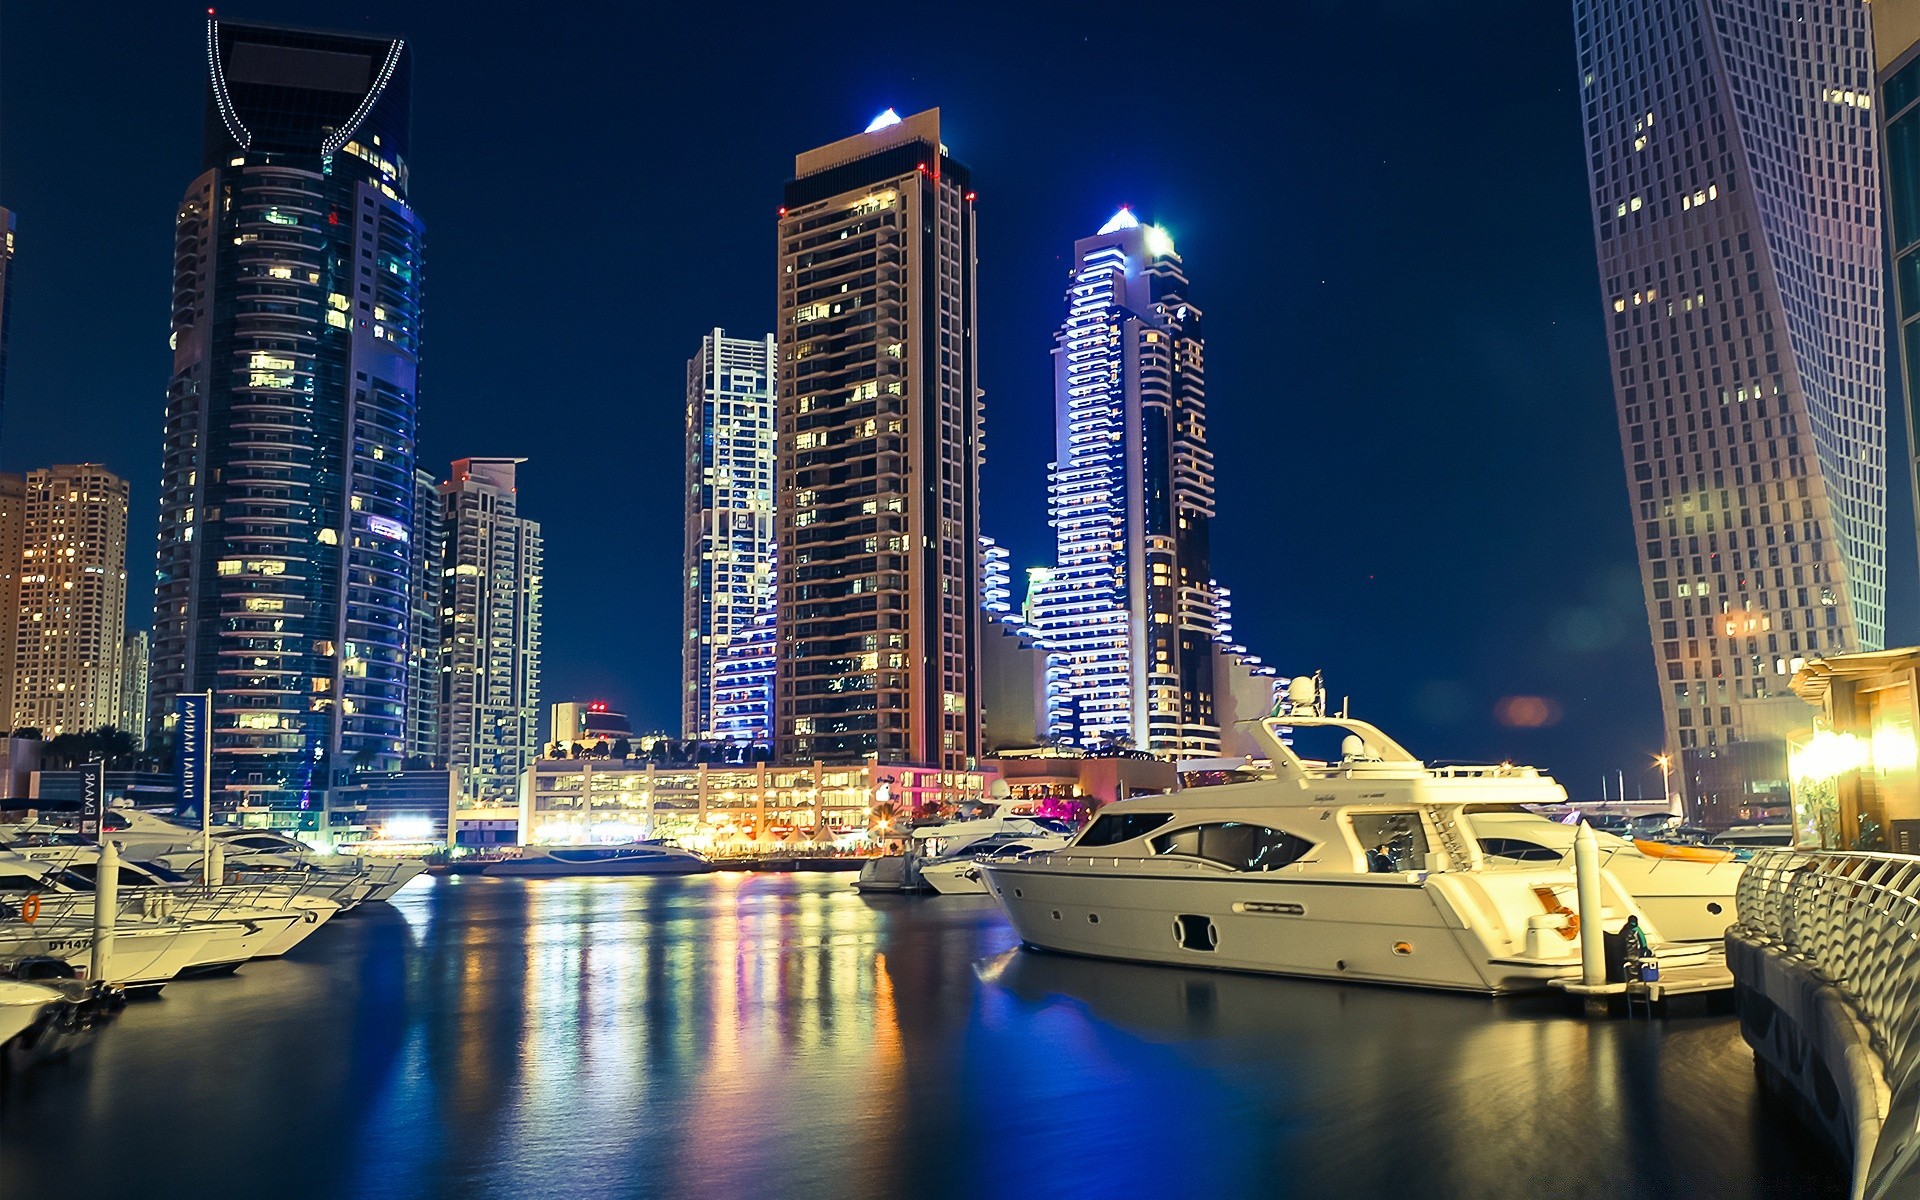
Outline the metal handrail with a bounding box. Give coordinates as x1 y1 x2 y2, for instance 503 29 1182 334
1732 850 1920 1096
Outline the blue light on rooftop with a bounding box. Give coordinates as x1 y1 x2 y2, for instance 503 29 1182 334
1097 207 1140 234
865 108 903 133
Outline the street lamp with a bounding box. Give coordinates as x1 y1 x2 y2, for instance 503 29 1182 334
1655 753 1677 818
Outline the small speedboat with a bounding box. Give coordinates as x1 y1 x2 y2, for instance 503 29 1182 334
480 843 714 877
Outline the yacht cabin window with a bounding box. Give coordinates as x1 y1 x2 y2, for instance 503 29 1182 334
1348 812 1432 873
1149 822 1314 872
1477 838 1563 863
1076 812 1175 847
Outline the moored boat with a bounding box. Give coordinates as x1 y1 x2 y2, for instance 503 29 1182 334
981 677 1742 995
480 842 714 877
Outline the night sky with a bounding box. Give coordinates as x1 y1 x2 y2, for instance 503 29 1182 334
3 1 1913 798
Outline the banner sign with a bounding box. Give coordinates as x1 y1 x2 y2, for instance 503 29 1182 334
79 761 104 841
176 692 211 821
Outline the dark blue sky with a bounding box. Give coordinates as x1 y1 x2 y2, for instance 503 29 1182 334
3 1 1913 798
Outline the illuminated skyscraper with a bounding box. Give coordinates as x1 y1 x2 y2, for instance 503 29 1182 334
12 466 129 737
152 18 421 826
1030 210 1220 756
120 630 151 749
683 329 776 743
1574 0 1885 821
0 207 14 438
405 467 443 765
775 108 981 769
1879 2 1920 597
438 458 541 805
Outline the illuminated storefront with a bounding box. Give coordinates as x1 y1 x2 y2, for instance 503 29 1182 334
1789 649 1920 851
520 758 994 851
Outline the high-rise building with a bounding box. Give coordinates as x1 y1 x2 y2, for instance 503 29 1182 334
152 18 422 826
1030 209 1220 757
710 610 775 745
775 108 982 770
1574 0 1885 822
120 630 151 749
1878 2 1920 594
683 329 777 742
12 466 129 737
0 473 21 726
438 458 541 805
405 467 443 765
0 207 15 437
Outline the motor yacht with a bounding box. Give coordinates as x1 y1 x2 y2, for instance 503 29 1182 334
921 836 1074 896
57 846 337 958
979 677 1743 995
855 798 1076 894
0 851 321 970
0 914 218 991
98 812 424 904
480 842 714 877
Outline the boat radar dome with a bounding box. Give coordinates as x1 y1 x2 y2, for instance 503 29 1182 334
1287 675 1318 711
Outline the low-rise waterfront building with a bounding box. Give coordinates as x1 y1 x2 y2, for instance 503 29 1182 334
324 768 458 852
521 756 993 850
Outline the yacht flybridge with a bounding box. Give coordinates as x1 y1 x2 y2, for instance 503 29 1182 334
980 678 1743 995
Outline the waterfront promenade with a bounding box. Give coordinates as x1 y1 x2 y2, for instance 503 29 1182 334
0 874 1841 1199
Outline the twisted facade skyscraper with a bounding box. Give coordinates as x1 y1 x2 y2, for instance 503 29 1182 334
1574 0 1885 819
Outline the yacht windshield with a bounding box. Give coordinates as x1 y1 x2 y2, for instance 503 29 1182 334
1077 812 1174 847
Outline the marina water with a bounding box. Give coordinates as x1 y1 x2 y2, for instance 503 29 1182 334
0 874 1840 1199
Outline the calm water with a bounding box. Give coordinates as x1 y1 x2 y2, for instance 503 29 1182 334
0 874 1840 1200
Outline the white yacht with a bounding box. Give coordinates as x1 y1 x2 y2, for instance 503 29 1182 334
922 836 1074 896
480 843 714 877
855 798 1076 894
0 851 324 970
98 812 424 904
979 678 1743 995
0 914 219 990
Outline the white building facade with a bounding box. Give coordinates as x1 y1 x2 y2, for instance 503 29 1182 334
1030 211 1222 757
682 329 777 743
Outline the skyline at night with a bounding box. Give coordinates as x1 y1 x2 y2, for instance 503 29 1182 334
5 2 1917 799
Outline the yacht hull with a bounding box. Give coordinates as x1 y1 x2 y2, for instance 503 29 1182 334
980 863 1579 995
362 861 427 902
1 924 219 988
921 862 987 895
481 859 713 878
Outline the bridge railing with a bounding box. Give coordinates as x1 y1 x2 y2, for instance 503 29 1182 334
1734 849 1920 1196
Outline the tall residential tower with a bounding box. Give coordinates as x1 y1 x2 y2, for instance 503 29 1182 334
682 329 776 744
1574 0 1885 821
1030 210 1220 756
775 108 982 770
438 458 542 806
12 466 129 737
152 18 422 826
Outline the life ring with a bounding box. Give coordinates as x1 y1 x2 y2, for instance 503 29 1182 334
21 893 41 923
